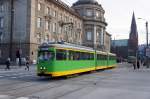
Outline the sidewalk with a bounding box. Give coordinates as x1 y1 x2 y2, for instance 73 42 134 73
117 62 150 70
0 64 35 70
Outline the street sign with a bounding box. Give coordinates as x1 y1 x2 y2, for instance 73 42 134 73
146 48 150 57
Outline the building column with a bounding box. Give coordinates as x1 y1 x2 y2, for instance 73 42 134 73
94 25 97 49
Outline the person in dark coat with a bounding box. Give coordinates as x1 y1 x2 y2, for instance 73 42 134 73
133 60 136 70
137 59 140 69
5 58 10 70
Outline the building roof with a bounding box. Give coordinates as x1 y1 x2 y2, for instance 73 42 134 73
50 0 82 19
106 32 112 36
73 0 100 6
112 39 128 47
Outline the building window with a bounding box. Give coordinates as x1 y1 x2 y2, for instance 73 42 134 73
37 18 42 28
52 23 56 33
95 11 100 18
86 31 92 40
45 35 49 42
0 17 4 28
37 33 41 44
53 10 56 17
46 7 49 15
0 3 4 12
86 10 92 17
45 21 49 30
100 28 104 45
0 32 2 40
38 3 41 11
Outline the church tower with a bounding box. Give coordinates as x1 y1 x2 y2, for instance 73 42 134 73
128 12 138 56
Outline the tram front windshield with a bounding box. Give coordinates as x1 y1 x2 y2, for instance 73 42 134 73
38 51 54 61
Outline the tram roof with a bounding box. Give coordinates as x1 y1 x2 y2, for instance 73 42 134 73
40 42 95 52
40 42 116 56
108 53 116 56
96 51 107 55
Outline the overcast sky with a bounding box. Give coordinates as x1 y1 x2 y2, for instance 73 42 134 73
62 0 150 44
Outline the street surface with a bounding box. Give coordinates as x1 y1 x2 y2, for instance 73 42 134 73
0 63 150 99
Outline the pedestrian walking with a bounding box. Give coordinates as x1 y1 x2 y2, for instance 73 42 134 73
133 60 136 70
137 59 140 69
16 58 19 66
19 57 22 67
5 58 10 70
25 56 30 71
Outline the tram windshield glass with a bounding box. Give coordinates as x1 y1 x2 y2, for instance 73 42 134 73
38 51 54 61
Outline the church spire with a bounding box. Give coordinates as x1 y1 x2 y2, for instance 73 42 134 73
128 12 139 56
130 12 138 38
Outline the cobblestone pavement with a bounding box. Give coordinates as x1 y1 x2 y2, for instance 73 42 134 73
0 63 150 99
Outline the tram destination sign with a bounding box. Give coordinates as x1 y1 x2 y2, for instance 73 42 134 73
40 47 49 51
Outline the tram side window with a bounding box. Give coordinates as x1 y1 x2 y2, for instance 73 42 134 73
38 51 54 61
79 52 86 60
79 52 94 60
101 55 106 60
69 51 94 60
97 54 100 60
69 51 79 60
109 56 112 60
56 49 67 60
110 56 116 60
89 53 94 60
97 54 104 60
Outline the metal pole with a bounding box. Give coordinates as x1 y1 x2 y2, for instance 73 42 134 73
146 21 148 47
94 25 97 69
146 21 149 68
9 0 14 59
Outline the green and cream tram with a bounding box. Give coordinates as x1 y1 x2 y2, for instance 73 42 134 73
37 43 116 77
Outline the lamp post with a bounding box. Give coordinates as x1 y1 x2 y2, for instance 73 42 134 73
146 21 149 47
9 0 14 60
138 18 149 47
0 32 2 58
138 18 149 67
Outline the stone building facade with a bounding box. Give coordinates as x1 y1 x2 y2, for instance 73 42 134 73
0 0 110 63
0 0 83 62
104 32 111 52
72 0 107 50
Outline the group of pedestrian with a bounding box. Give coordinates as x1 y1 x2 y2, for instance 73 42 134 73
5 56 30 71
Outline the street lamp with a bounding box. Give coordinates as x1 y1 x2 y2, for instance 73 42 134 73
138 18 149 47
138 18 149 67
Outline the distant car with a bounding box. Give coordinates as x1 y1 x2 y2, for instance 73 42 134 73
128 56 136 63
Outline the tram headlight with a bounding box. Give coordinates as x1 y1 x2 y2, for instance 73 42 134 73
43 67 46 70
40 67 43 69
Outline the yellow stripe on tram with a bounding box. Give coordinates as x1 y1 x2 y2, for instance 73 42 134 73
46 67 96 77
42 65 116 77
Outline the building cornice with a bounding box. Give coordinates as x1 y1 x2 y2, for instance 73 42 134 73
105 32 112 36
49 0 83 19
83 19 107 26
